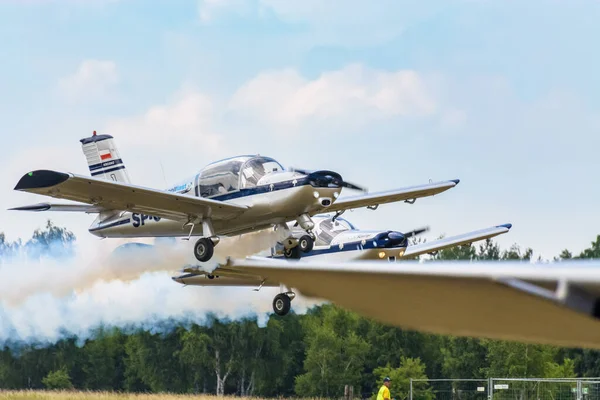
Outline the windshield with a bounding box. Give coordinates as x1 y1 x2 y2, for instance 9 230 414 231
197 159 245 197
240 157 284 189
314 217 354 246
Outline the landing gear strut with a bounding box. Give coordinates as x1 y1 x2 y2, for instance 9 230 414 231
273 287 296 316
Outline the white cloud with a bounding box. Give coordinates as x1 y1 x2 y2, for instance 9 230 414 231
104 88 221 152
198 0 258 22
197 0 452 46
228 64 437 130
58 59 118 100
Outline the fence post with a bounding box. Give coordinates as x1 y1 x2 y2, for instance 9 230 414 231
488 378 493 400
410 379 413 400
577 378 582 400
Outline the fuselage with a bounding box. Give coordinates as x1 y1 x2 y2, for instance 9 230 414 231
270 215 409 262
88 156 341 238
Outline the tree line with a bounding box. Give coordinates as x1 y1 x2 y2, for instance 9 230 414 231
0 220 599 398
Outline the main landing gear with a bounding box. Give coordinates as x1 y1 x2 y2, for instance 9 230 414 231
194 237 219 262
283 233 314 259
282 214 316 259
186 218 220 263
273 286 296 316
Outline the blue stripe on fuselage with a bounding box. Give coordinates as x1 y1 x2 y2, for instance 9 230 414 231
89 217 131 232
299 237 399 257
208 177 312 201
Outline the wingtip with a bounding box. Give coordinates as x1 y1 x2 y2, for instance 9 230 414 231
9 203 51 212
451 179 460 185
14 170 70 191
497 223 513 230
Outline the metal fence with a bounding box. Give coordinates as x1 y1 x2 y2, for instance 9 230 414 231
409 378 600 400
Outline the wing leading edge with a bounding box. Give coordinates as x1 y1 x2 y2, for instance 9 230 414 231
401 223 513 259
13 169 248 222
220 257 600 349
318 179 460 215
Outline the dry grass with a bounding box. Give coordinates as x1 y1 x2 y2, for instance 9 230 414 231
0 391 273 400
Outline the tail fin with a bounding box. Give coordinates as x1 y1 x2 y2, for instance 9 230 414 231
80 131 131 183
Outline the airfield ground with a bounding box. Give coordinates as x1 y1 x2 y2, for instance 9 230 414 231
0 392 277 400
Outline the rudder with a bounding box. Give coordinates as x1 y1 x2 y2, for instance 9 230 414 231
80 131 131 183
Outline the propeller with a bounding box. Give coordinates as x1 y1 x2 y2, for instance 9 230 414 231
290 167 368 192
403 226 430 238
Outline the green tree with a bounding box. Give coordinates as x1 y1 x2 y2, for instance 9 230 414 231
295 305 370 398
372 357 433 400
42 367 73 390
25 220 76 259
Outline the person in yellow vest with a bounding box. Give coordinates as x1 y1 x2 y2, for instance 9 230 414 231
377 377 391 400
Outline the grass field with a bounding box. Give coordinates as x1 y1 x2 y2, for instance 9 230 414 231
0 392 294 400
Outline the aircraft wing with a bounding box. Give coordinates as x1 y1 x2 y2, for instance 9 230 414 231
223 257 600 349
9 202 105 213
12 170 248 221
401 224 513 259
317 179 459 214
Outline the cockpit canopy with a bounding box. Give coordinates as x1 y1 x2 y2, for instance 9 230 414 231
197 156 285 198
313 217 356 246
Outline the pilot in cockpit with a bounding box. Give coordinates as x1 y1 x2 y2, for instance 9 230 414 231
244 159 268 186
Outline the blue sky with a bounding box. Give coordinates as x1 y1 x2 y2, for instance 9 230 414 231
2 0 600 260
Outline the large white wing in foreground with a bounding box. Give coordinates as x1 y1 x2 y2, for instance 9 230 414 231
12 170 248 221
401 224 512 259
313 179 460 215
222 258 600 349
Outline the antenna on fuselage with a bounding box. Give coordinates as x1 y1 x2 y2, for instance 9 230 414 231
159 161 168 187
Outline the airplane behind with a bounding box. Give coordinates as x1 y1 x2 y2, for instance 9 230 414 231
11 131 461 264
171 215 513 316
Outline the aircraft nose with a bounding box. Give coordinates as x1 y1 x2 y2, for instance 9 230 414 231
374 231 407 248
387 231 405 242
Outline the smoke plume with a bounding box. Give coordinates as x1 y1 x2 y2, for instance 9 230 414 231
0 227 323 345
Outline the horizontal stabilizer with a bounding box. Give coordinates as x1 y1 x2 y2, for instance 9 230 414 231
9 202 105 213
402 223 512 259
220 257 600 349
317 179 459 214
13 169 248 222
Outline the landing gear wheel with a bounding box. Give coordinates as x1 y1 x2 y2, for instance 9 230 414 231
298 235 314 253
194 238 214 262
283 246 301 259
273 293 291 316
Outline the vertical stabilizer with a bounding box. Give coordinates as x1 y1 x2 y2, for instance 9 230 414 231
80 131 131 183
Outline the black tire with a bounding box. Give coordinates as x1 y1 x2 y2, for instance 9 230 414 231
283 246 301 259
194 238 214 262
273 294 291 316
298 235 314 253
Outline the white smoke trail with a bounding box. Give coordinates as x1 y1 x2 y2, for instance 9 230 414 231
0 227 324 344
0 227 288 306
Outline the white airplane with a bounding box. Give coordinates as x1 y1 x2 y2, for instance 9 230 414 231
10 131 460 263
196 257 600 350
171 216 513 316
